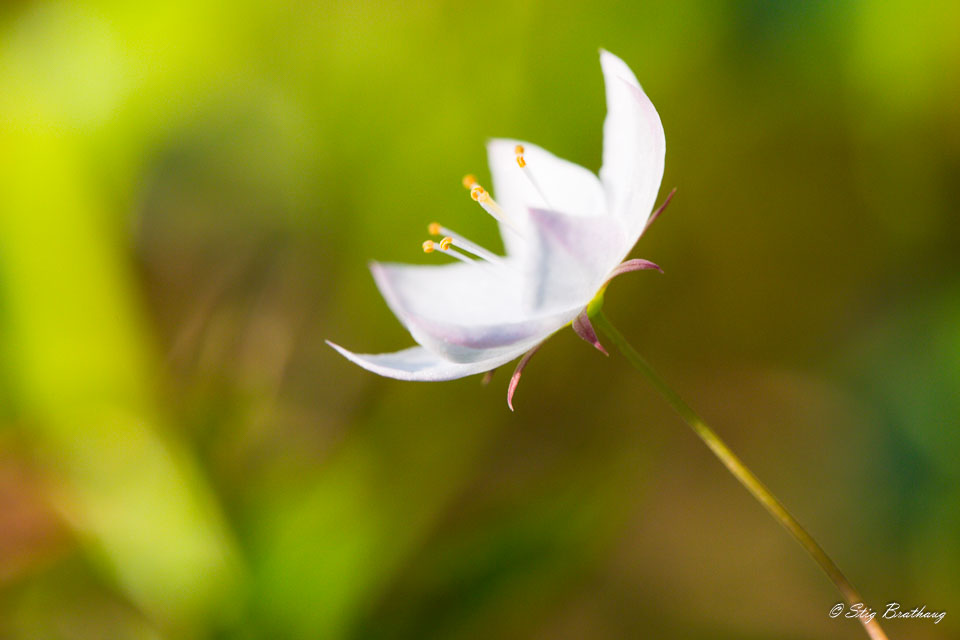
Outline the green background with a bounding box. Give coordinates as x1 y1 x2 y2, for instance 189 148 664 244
1 1 958 638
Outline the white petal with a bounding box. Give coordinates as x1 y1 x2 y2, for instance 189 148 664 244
326 341 529 382
599 50 666 241
402 312 575 364
487 138 607 257
523 207 628 312
371 260 522 328
371 261 579 363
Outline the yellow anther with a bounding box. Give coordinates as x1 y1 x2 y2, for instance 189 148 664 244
428 222 442 236
422 240 435 253
439 236 453 251
515 144 526 168
470 185 486 201
462 174 478 189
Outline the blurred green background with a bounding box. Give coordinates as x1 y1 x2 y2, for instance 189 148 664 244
1 1 958 638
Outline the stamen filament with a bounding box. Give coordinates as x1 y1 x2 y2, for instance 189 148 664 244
427 223 503 265
515 145 554 210
470 186 505 220
439 245 474 264
463 175 522 233
422 238 474 265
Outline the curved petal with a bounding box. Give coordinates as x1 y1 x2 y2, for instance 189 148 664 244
523 207 628 312
372 260 580 363
401 309 576 363
487 138 607 257
326 341 529 382
599 50 666 241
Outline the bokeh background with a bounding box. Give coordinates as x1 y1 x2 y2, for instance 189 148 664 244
1 1 958 638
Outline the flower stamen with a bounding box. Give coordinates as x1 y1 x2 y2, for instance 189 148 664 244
427 223 504 265
514 145 526 168
422 238 475 265
462 175 520 232
513 144 554 209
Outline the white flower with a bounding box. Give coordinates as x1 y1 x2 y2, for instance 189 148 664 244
328 50 669 409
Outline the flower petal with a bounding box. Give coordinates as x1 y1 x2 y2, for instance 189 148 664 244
326 341 528 382
523 207 628 311
572 310 608 356
403 312 572 364
599 50 666 241
487 138 606 257
371 260 522 328
372 261 580 363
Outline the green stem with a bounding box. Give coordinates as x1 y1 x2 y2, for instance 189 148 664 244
593 311 889 640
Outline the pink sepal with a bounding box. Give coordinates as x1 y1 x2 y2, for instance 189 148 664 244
604 258 663 287
572 310 609 356
643 187 676 233
506 343 544 412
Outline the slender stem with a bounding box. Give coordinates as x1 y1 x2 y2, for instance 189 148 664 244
593 311 889 640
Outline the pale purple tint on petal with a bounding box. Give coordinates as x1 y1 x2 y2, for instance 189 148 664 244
371 260 559 363
404 313 570 364
524 207 627 311
572 310 609 356
407 307 575 350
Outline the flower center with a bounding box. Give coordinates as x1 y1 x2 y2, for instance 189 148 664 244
420 147 548 266
419 173 514 266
